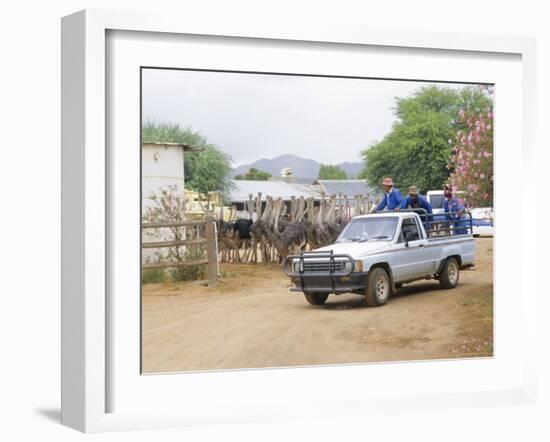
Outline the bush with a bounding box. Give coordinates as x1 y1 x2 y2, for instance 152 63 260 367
169 247 207 282
141 268 167 285
143 186 210 283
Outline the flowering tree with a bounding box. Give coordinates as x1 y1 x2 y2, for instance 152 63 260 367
447 109 494 207
360 85 492 192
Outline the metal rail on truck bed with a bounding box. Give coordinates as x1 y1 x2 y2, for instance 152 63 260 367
402 208 474 237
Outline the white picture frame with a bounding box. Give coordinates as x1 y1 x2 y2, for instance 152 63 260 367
61 9 537 433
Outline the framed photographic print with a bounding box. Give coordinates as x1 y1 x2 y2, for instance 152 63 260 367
61 9 537 432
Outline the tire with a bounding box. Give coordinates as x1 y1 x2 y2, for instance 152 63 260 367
439 257 460 289
304 292 329 305
364 267 391 307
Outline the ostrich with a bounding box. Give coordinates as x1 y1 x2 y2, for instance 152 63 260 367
217 207 238 262
250 194 275 263
305 197 320 251
323 194 344 245
304 194 344 248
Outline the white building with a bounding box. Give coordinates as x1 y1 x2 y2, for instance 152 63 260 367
141 142 202 264
142 142 202 210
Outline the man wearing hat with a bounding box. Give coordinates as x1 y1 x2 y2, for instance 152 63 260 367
401 186 433 214
443 186 469 235
401 186 433 229
374 177 404 212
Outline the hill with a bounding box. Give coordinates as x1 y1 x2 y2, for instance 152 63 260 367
232 154 363 179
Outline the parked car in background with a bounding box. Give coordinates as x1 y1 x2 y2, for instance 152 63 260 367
470 207 494 237
426 189 465 215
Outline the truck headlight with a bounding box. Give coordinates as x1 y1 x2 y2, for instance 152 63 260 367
292 260 303 273
353 261 364 273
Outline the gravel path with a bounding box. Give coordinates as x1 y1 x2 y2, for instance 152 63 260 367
142 238 493 373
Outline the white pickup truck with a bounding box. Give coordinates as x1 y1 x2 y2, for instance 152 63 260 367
283 211 475 307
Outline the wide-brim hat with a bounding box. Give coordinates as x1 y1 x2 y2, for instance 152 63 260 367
382 177 394 186
408 186 418 195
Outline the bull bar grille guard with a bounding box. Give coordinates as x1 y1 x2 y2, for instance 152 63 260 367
283 251 356 293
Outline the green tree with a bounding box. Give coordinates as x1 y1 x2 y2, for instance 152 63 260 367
234 167 272 181
142 121 233 197
359 86 492 192
318 164 348 180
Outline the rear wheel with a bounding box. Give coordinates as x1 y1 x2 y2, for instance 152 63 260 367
364 267 390 306
304 292 329 305
439 257 460 289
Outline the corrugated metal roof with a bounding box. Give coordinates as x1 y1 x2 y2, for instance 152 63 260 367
314 180 374 199
229 180 323 202
267 177 316 184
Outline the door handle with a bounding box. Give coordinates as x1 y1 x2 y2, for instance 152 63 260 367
418 244 425 248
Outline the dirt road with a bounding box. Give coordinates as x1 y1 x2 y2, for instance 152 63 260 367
142 238 493 373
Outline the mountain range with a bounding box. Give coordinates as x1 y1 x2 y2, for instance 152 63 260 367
232 154 363 179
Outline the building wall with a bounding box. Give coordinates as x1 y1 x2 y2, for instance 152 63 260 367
142 144 186 263
142 144 185 211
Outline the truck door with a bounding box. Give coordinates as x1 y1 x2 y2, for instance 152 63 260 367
393 216 431 281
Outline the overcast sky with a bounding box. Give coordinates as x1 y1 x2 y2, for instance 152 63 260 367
142 69 472 167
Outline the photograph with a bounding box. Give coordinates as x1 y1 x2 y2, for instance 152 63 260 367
140 67 494 374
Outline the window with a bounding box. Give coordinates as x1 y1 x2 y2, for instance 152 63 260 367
399 217 420 242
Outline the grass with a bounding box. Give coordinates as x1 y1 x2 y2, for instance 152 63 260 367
141 268 167 285
451 290 494 357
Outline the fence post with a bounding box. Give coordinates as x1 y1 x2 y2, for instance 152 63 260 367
205 215 218 287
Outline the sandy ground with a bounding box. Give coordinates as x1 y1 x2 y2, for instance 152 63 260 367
142 238 493 373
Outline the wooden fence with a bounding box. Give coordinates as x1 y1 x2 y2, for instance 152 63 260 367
141 215 219 287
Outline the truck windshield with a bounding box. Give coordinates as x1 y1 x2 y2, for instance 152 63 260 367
336 217 398 243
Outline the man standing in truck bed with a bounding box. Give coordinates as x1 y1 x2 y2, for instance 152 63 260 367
374 177 404 212
443 185 469 235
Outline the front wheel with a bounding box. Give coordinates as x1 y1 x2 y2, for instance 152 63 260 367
439 257 460 289
304 292 329 305
364 267 390 306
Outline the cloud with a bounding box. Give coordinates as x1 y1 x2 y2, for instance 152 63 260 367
142 69 470 166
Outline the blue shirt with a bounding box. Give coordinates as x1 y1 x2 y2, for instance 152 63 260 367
400 194 433 214
444 196 465 219
375 187 404 212
444 196 469 234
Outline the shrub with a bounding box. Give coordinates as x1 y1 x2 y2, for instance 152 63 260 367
141 268 167 285
169 247 207 282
